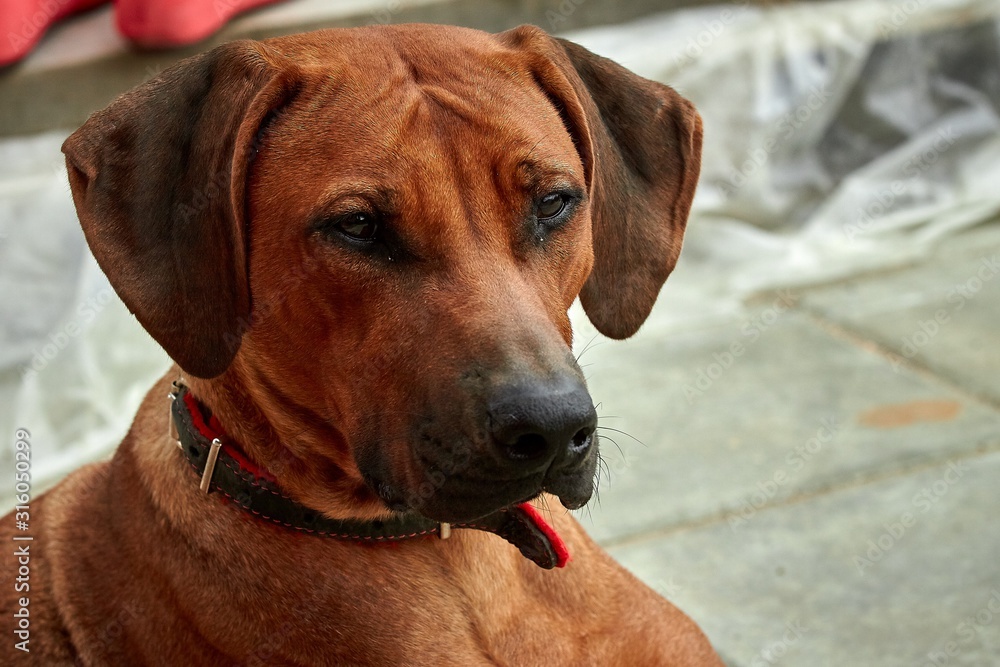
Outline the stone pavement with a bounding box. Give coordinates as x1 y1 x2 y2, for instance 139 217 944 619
573 223 1000 666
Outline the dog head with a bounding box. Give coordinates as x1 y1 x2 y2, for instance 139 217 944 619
63 24 701 523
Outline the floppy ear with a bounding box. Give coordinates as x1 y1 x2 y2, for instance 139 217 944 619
500 26 703 339
62 40 298 378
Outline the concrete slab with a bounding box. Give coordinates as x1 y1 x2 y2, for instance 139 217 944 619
575 308 1000 545
803 224 1000 405
608 450 1000 667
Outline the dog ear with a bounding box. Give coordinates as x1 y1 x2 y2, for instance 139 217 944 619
62 41 298 378
501 26 703 339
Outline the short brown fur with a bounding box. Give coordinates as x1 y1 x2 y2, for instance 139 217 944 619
2 24 719 665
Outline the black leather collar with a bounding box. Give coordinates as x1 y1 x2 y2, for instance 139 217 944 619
168 383 569 569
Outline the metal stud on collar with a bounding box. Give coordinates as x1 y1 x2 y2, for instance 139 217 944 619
200 438 223 494
168 379 222 494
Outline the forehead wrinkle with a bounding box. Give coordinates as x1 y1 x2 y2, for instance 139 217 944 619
417 85 482 123
416 100 488 247
406 86 583 255
386 90 516 257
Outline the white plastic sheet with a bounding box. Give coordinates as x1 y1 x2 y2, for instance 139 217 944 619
567 0 1000 338
0 132 170 489
2 0 1000 490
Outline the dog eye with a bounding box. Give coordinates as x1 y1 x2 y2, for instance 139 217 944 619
332 212 379 242
536 193 569 221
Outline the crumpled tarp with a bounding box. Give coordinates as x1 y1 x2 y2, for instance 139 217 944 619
567 0 1000 337
2 0 999 490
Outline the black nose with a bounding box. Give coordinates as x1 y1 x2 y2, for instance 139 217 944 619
488 375 598 474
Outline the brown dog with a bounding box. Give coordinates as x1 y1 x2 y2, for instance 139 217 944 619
2 23 720 665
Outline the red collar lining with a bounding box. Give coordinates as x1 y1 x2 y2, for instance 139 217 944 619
181 391 275 483
518 503 570 567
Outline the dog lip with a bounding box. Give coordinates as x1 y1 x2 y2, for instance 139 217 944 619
415 465 597 522
554 493 589 510
361 464 543 522
405 474 545 523
541 456 598 511
544 478 593 510
381 441 600 521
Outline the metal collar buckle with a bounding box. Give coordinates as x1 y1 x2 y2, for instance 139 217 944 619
168 381 183 451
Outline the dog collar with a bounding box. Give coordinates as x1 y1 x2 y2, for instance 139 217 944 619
167 383 569 569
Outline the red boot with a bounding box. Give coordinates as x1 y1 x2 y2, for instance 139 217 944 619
115 0 284 48
1 0 107 67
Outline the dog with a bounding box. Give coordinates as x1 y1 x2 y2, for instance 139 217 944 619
1 23 720 665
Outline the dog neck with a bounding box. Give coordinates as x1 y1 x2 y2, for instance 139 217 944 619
183 361 387 520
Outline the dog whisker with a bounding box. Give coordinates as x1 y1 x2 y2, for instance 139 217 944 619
596 426 646 449
574 334 601 363
597 434 625 464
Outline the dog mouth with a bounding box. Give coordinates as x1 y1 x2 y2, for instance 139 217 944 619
362 448 598 524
